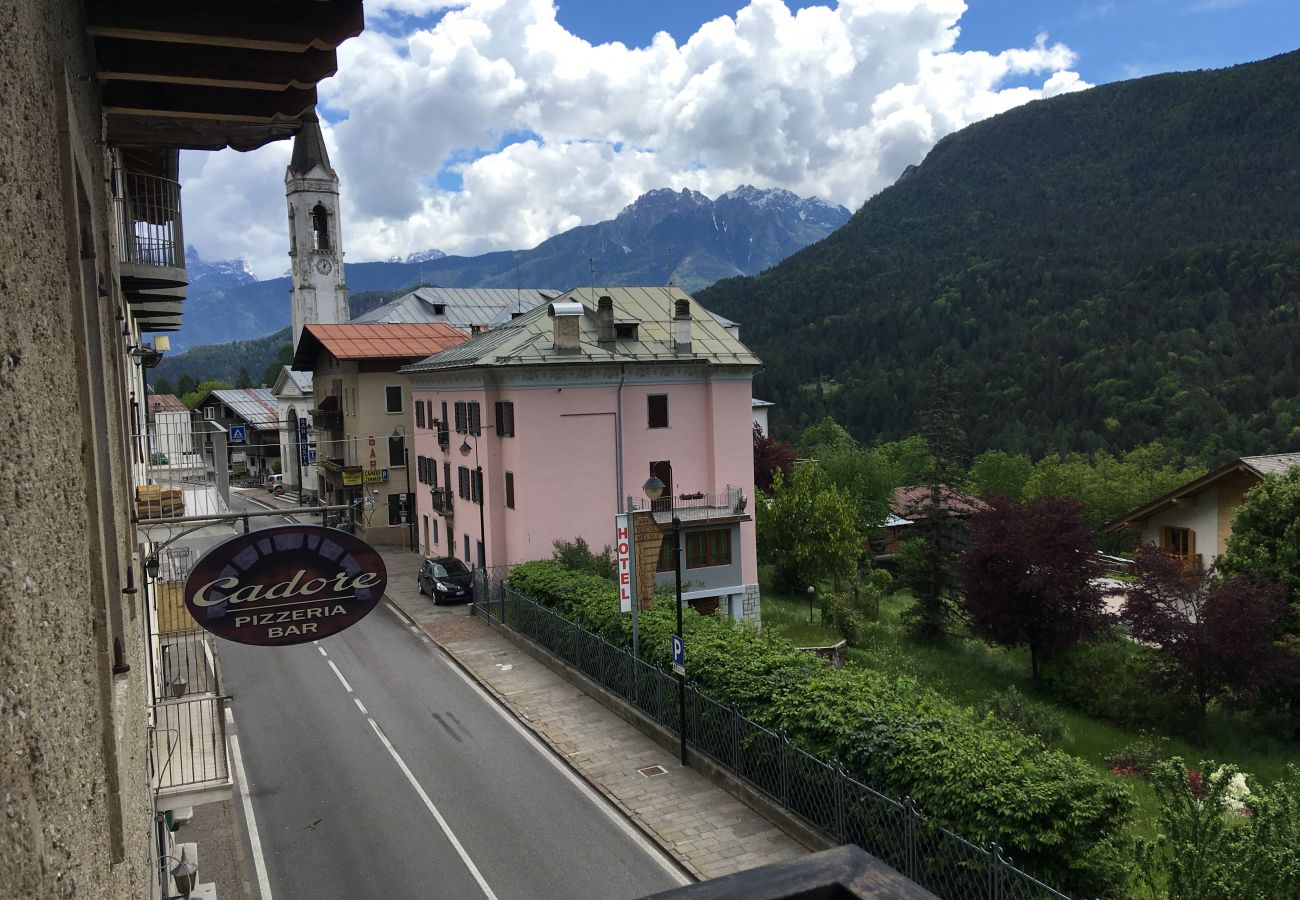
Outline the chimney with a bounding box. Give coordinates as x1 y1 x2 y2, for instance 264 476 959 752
673 298 691 352
597 295 615 342
549 301 584 351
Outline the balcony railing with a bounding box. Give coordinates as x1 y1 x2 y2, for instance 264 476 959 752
310 408 343 431
150 695 231 808
631 485 749 525
113 170 185 271
430 488 455 517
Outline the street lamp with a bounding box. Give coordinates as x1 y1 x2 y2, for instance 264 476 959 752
392 426 416 553
160 849 198 898
807 584 816 625
643 473 687 767
459 435 487 570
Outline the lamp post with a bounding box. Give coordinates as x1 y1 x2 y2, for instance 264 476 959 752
392 426 415 552
159 848 198 898
459 434 486 570
807 584 816 624
644 473 687 767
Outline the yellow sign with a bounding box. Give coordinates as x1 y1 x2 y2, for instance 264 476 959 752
363 469 384 484
342 470 363 486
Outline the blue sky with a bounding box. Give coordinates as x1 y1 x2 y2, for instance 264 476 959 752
184 0 1299 276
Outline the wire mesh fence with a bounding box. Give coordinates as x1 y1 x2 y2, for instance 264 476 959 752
475 586 1075 900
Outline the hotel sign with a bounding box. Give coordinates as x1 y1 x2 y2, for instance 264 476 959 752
183 525 387 646
615 513 633 613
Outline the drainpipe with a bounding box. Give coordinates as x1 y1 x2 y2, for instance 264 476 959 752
615 363 627 512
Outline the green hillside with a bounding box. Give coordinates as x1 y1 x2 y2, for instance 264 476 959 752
699 51 1300 464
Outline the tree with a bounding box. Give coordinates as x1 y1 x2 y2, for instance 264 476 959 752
152 376 175 396
177 373 198 397
797 416 856 457
753 423 796 492
967 449 1033 501
1220 467 1300 600
963 496 1110 681
901 362 967 642
235 365 252 388
181 379 234 409
1123 548 1297 719
259 342 294 389
756 464 861 590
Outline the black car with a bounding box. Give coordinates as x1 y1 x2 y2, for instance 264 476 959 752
417 556 474 604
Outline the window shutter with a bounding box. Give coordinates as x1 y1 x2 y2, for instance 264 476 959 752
505 471 515 509
469 402 481 436
495 401 505 436
415 403 426 429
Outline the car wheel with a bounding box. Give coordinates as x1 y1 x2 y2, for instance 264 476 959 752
417 580 425 596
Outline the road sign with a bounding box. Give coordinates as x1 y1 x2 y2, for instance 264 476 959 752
671 633 685 676
615 513 633 613
298 418 310 465
229 425 246 443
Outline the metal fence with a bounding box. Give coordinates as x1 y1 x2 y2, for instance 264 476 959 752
475 587 1074 900
150 695 230 797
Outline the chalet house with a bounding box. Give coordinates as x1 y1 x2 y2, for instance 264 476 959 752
146 393 191 462
871 485 990 560
401 287 764 622
292 322 468 547
1 2 363 898
191 388 282 477
1105 453 1300 574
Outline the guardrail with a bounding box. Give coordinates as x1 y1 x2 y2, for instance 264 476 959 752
475 587 1074 900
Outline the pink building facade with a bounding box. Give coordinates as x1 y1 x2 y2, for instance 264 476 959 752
403 287 763 622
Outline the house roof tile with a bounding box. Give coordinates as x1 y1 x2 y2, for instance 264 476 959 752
293 322 469 369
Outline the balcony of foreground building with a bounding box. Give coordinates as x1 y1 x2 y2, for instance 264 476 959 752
113 160 188 332
148 577 232 811
632 485 751 526
430 487 455 517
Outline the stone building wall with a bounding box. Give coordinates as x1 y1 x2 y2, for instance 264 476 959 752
0 1 153 897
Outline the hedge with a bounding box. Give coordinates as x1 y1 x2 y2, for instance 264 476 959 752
508 560 1134 894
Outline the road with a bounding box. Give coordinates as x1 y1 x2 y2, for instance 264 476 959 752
191 495 687 899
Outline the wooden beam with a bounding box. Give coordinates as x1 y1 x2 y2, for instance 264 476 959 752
94 38 338 91
86 0 364 53
105 115 303 151
103 82 317 123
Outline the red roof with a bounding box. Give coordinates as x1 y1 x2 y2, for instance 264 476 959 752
149 393 187 413
891 484 989 519
294 323 469 367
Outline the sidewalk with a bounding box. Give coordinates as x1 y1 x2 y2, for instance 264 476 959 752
376 548 812 882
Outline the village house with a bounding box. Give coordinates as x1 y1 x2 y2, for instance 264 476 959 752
191 387 283 478
354 285 562 328
271 366 318 499
292 322 468 547
1105 452 1300 573
0 3 363 897
401 286 764 622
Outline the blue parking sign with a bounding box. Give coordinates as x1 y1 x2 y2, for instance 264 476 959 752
671 633 685 676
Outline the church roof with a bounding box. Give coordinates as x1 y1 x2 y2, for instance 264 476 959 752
288 111 334 177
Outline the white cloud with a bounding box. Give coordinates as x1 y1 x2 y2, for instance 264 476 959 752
182 0 1090 278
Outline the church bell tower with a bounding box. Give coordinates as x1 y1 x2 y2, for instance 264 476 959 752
286 111 349 352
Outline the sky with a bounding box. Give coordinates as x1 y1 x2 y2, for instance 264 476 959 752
180 0 1299 279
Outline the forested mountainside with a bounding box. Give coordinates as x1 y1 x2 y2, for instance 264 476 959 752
699 51 1300 465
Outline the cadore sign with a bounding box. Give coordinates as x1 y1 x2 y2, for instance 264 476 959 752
183 525 387 646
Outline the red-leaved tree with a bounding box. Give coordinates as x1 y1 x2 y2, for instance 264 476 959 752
1123 547 1297 719
753 423 796 492
963 496 1111 682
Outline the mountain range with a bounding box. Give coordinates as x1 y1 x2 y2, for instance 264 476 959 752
699 50 1300 465
162 186 849 350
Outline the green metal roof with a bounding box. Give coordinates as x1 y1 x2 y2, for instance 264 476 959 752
400 286 761 373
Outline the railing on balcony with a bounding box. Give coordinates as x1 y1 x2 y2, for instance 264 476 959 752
1180 553 1205 577
150 695 231 806
113 169 185 271
430 488 455 517
310 408 343 431
631 485 749 525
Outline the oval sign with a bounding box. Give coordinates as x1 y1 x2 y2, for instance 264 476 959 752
183 525 387 646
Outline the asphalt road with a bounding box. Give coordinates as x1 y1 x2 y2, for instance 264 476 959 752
203 495 686 899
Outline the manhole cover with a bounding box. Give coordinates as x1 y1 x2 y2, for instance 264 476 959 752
637 765 669 778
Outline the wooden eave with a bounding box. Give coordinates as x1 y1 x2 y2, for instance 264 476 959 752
1101 460 1261 534
88 0 363 152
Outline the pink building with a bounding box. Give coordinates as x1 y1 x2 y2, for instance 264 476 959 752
401 286 763 622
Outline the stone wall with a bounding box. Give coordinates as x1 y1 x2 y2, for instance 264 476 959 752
0 1 152 896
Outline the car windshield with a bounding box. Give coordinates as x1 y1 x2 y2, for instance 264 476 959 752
433 560 470 578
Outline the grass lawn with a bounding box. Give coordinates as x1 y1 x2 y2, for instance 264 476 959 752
758 568 1299 835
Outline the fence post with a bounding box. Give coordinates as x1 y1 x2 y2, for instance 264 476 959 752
598 636 606 687
833 762 846 843
779 730 791 806
655 663 665 725
988 842 1005 900
730 703 741 769
903 797 921 881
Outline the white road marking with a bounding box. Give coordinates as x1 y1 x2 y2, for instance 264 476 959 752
203 639 216 682
435 647 691 886
318 646 328 657
354 698 368 715
224 706 235 726
229 728 275 900
367 718 499 900
327 660 353 693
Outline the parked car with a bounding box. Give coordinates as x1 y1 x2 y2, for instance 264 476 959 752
266 473 284 493
417 556 474 604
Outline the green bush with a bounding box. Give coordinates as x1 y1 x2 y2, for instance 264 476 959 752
507 560 1134 894
980 686 1068 744
550 537 616 581
1041 633 1190 730
1104 735 1167 778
